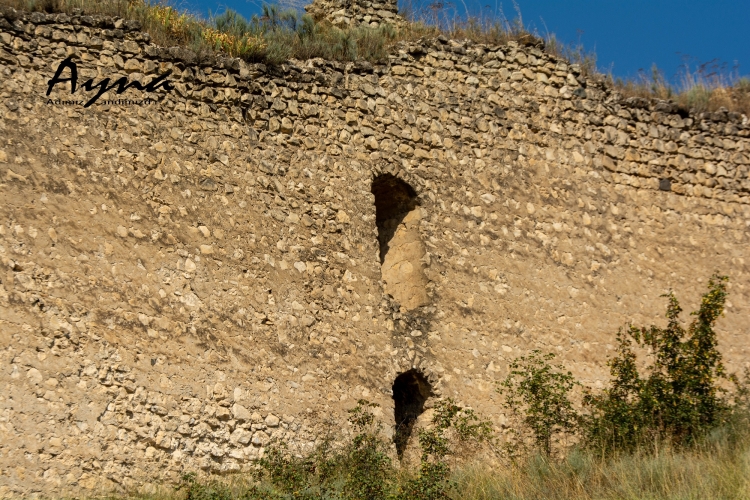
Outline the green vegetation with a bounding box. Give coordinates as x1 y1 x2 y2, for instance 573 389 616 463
451 439 750 500
172 398 491 500
98 433 750 499
614 63 750 116
393 399 491 500
584 275 731 453
0 0 398 63
2 0 748 114
71 275 748 499
202 5 399 64
499 274 747 454
500 350 580 458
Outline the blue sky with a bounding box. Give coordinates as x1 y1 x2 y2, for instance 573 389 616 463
182 0 750 85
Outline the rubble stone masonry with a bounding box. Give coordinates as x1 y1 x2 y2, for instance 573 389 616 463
305 0 401 28
0 6 749 496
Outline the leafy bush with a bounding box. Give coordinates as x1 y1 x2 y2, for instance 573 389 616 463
394 399 492 500
498 350 580 457
497 274 746 462
341 400 392 500
173 398 490 500
255 443 326 499
241 399 393 499
584 274 731 452
248 403 388 499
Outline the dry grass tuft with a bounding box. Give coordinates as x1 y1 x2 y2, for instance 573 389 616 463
451 441 750 499
614 63 750 116
6 0 747 116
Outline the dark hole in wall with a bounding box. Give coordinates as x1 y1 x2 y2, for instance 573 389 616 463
392 369 432 457
371 174 418 264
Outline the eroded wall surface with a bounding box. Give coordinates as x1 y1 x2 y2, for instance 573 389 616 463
0 7 749 496
381 208 429 310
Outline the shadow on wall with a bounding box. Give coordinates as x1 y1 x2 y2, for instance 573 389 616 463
392 369 433 457
371 174 428 310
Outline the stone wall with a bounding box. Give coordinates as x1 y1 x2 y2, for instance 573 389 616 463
1 6 749 496
305 0 401 28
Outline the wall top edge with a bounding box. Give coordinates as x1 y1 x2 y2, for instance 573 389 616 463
1 4 748 128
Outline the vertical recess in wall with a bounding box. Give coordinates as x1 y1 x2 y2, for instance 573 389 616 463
392 369 432 457
371 174 428 310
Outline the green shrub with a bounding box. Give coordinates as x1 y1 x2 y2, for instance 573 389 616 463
394 399 492 500
176 472 234 500
341 400 392 500
682 84 712 112
237 399 392 499
263 16 396 64
497 274 745 461
498 350 580 457
172 399 489 499
255 443 324 499
584 274 731 452
350 23 397 62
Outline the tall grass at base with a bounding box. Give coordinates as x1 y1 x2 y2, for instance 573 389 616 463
451 424 750 500
87 414 749 499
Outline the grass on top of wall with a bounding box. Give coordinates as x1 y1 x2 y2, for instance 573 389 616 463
399 0 750 116
0 0 401 63
2 0 749 115
614 63 750 118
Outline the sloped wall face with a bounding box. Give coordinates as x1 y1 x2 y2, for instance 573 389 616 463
1 8 750 496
